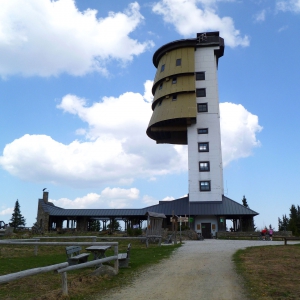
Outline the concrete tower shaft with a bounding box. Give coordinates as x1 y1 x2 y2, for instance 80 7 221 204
147 32 224 202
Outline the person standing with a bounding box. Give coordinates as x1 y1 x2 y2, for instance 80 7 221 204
261 227 267 240
269 226 273 241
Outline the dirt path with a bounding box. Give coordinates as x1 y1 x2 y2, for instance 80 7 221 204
101 240 251 300
100 240 287 300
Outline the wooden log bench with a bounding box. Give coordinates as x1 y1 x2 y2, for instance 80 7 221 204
118 243 131 268
66 246 90 266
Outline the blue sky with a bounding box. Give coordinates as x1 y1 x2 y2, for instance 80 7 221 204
0 0 299 230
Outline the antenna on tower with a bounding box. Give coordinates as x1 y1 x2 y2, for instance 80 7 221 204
198 33 207 43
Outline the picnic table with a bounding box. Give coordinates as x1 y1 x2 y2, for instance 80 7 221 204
85 245 111 260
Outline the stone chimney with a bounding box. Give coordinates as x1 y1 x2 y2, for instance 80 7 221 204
43 191 49 203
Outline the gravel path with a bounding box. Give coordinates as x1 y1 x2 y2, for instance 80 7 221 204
101 240 292 300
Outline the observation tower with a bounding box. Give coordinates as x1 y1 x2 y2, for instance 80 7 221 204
147 32 224 203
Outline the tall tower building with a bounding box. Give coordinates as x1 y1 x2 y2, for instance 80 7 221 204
147 32 224 203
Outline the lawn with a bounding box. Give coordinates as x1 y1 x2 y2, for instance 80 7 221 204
233 244 300 299
0 237 181 300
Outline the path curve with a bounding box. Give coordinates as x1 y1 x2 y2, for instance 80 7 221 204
101 240 291 300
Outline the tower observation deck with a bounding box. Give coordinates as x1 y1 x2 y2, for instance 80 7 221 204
147 32 225 202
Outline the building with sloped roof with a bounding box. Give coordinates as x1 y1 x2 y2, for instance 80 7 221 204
145 32 258 236
36 32 259 237
37 191 258 237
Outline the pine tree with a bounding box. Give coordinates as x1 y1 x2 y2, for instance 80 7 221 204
89 220 101 231
242 195 249 208
9 200 26 228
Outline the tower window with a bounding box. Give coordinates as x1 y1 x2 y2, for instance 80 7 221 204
159 83 163 90
196 88 206 97
158 99 163 106
172 94 177 101
199 161 210 172
200 181 211 191
198 103 208 112
176 58 181 66
198 128 208 134
161 64 165 72
198 142 209 152
196 72 205 80
172 77 177 84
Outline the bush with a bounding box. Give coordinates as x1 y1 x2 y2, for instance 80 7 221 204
127 228 142 236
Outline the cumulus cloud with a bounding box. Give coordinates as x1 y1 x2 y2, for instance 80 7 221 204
220 102 263 166
276 0 300 12
0 207 13 216
0 83 262 188
51 188 140 209
152 0 249 48
0 82 187 188
0 0 153 77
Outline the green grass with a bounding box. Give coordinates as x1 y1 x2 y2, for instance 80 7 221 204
0 238 181 299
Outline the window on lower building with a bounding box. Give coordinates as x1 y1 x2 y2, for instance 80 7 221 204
161 64 165 72
198 128 208 134
176 58 181 66
197 103 208 112
172 77 177 84
199 161 210 172
159 83 163 90
172 94 177 101
200 181 211 191
196 88 206 97
196 72 205 80
198 142 209 152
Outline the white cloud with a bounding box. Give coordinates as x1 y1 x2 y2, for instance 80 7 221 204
254 10 266 22
0 0 153 77
0 83 262 188
152 0 249 48
0 207 13 216
276 0 300 12
220 102 263 166
0 82 187 188
142 195 159 206
51 188 140 209
162 196 175 201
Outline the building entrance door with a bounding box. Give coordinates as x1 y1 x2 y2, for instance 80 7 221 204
201 223 211 239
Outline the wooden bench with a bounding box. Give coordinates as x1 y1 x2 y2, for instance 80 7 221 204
66 246 90 266
164 235 173 244
118 243 131 268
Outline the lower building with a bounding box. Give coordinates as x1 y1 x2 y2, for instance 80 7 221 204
37 191 258 237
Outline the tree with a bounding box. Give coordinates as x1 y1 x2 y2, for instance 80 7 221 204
278 205 300 236
241 195 256 231
89 220 101 231
107 220 121 231
9 200 26 228
242 195 249 208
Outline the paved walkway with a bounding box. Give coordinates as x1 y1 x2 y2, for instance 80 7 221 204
103 239 295 300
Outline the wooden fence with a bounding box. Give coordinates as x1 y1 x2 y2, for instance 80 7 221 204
0 240 119 297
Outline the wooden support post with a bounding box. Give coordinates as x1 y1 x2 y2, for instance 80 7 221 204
34 245 38 256
114 245 119 273
61 272 68 296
